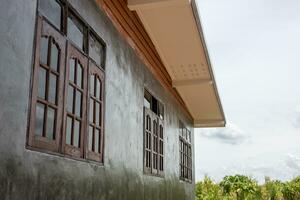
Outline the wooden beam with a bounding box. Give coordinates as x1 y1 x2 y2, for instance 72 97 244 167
128 0 188 10
94 0 193 121
194 119 225 128
172 78 213 88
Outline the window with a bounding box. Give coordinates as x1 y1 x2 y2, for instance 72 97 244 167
28 0 106 163
179 121 192 182
39 0 62 30
143 90 164 176
67 12 86 51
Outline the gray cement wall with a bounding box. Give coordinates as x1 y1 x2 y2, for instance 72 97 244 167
0 0 195 199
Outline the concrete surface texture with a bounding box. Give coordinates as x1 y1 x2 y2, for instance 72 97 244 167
0 0 195 199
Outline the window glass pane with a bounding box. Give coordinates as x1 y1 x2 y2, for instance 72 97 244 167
88 126 93 151
89 99 94 123
38 67 47 99
39 0 61 30
89 34 103 66
67 15 84 50
90 75 95 97
46 107 55 140
69 59 75 83
95 102 100 125
48 73 57 104
144 90 152 109
73 120 80 147
67 86 74 113
77 63 83 88
95 78 101 99
184 128 187 139
152 97 158 114
50 42 59 71
159 102 164 120
95 129 100 153
66 116 72 145
160 125 163 139
35 103 45 136
40 37 48 64
75 91 82 117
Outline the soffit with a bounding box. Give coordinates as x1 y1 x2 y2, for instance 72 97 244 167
128 0 226 127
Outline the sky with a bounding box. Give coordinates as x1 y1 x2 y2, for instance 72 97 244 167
194 0 300 183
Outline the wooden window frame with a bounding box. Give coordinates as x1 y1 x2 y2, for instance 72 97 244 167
179 121 192 182
62 43 88 158
143 90 164 177
28 16 66 153
86 61 105 162
27 0 106 163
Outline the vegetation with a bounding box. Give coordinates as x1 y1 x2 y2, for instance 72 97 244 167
196 175 300 200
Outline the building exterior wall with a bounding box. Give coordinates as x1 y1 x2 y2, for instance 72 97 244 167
0 0 195 199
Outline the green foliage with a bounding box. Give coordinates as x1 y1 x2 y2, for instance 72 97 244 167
195 175 300 200
282 177 300 200
196 176 222 200
219 175 259 200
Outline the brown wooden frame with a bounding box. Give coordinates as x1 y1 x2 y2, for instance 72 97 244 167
95 0 193 121
86 61 105 162
143 96 164 177
28 16 66 152
62 43 88 158
28 1 106 163
179 121 192 182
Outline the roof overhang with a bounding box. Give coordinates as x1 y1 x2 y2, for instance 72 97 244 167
128 0 226 127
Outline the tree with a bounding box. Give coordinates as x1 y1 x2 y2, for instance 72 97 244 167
282 177 300 200
262 177 283 200
196 176 222 200
219 175 259 200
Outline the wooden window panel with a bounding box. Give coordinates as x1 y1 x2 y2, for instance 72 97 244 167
62 43 88 158
143 107 153 174
158 118 164 176
179 121 192 182
152 118 158 174
144 104 164 176
86 61 105 162
28 17 66 152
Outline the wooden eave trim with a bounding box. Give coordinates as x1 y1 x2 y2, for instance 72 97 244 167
94 0 193 120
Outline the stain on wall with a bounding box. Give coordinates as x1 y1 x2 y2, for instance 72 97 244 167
0 0 195 199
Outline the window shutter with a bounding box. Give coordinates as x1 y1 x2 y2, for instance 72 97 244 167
143 107 153 174
158 118 164 176
62 42 88 158
152 115 159 174
28 16 66 152
86 61 105 162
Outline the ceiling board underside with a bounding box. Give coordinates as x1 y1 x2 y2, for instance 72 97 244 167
128 0 225 127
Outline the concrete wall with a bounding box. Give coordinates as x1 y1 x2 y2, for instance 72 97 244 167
0 0 195 199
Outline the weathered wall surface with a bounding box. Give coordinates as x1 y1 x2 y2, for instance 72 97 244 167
0 0 195 199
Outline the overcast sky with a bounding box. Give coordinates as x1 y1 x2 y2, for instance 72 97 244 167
195 0 300 183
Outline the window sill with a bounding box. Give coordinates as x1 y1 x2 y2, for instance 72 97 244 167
143 171 165 178
180 177 193 184
25 145 104 167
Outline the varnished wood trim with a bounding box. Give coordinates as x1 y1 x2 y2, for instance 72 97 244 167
94 0 193 120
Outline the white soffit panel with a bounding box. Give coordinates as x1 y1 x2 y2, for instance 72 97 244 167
128 0 225 127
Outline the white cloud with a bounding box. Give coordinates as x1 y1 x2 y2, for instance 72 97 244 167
196 154 300 183
291 107 300 128
286 154 300 172
200 123 248 145
194 0 300 183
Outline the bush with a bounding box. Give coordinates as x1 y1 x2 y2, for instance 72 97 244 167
195 175 300 200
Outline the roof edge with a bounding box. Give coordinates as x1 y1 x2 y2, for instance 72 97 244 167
190 0 226 127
